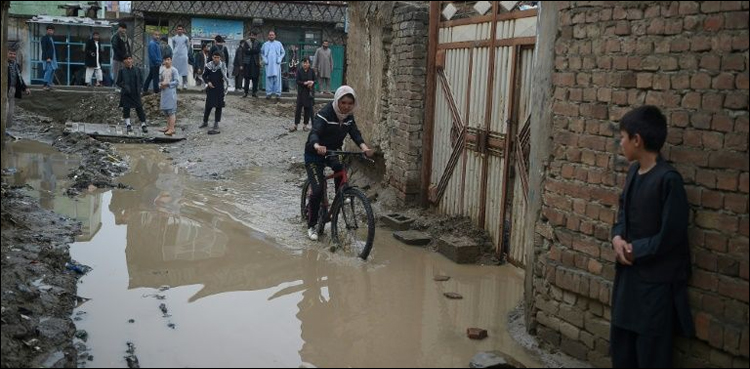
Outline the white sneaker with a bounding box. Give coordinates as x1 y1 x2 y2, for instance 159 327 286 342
308 227 319 241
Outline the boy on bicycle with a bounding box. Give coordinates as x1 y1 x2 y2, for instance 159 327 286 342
305 86 373 241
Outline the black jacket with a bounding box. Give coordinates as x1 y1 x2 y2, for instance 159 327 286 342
85 38 103 68
116 66 143 108
111 33 131 62
305 103 365 156
41 35 55 61
209 44 230 65
8 61 27 99
245 39 262 78
296 67 316 107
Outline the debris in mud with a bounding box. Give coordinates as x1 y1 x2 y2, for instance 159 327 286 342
124 342 140 368
469 351 524 368
433 275 451 282
444 292 463 300
128 319 135 324
467 328 488 340
167 323 176 329
65 261 92 275
74 330 89 342
158 285 170 292
52 132 129 191
159 303 169 316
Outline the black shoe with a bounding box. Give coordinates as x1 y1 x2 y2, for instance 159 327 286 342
243 92 248 98
207 129 220 135
275 96 280 103
266 95 271 100
141 125 148 134
199 122 208 128
252 93 258 98
126 125 133 133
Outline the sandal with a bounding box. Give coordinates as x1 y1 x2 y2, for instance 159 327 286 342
159 127 169 133
164 130 175 136
288 125 298 132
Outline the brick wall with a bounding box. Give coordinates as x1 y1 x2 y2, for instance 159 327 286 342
347 2 429 203
532 1 749 367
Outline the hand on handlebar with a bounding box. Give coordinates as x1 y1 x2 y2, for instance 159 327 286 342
315 144 327 156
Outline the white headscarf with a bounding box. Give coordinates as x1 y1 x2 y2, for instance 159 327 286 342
332 85 357 122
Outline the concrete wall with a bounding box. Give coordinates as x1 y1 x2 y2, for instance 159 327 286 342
529 1 749 367
346 2 429 203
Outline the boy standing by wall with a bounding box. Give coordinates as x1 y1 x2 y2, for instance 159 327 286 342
610 105 694 367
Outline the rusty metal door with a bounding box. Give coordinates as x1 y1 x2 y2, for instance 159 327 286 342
423 1 536 264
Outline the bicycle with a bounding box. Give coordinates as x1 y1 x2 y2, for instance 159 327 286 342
300 151 376 260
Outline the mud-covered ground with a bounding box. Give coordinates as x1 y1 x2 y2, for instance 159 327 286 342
4 89 581 367
2 97 129 367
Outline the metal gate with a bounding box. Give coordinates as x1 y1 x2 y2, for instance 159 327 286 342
423 2 536 265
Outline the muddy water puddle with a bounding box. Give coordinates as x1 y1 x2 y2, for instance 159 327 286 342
4 142 540 367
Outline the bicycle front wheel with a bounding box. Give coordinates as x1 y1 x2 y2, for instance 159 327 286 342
331 187 375 260
300 179 311 223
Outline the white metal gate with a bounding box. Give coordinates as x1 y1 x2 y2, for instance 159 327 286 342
424 1 536 265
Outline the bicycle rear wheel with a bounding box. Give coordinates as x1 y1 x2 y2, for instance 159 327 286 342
331 187 375 260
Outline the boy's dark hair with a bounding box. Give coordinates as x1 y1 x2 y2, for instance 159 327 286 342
619 105 668 153
118 23 127 29
212 51 222 57
46 25 55 30
301 57 310 63
215 35 224 43
160 36 168 42
92 31 99 35
163 55 171 60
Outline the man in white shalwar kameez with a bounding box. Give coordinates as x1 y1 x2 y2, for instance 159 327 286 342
261 30 285 101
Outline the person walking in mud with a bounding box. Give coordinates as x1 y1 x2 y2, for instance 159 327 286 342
304 86 374 241
232 40 248 95
609 105 693 367
289 57 316 132
7 47 30 129
200 52 230 134
40 25 57 91
159 56 180 136
116 55 148 134
193 43 210 87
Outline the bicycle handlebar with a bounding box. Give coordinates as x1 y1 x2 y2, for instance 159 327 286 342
326 150 375 163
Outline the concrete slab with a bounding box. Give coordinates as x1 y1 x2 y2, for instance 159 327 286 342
64 122 186 142
438 235 480 264
381 213 415 230
392 230 432 246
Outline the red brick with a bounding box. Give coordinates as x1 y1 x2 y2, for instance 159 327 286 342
691 268 719 291
725 93 748 110
679 1 699 15
665 18 683 35
554 101 579 117
696 210 739 233
679 55 699 69
700 54 722 71
685 185 701 205
710 152 749 171
737 115 749 133
724 326 742 356
702 93 725 112
705 232 728 252
696 169 717 188
709 319 725 349
670 37 690 52
691 73 712 89
711 114 734 132
722 54 746 71
695 312 711 341
691 112 713 129
712 73 735 90
702 131 724 149
653 74 670 90
662 57 679 71
704 14 724 31
672 111 690 127
543 206 567 226
554 72 576 86
701 190 724 210
716 171 739 191
725 132 749 151
740 172 749 193
725 11 750 29
661 2 679 17
713 33 735 53
691 35 713 51
684 15 702 31
683 130 702 147
694 249 718 271
566 214 581 232
701 1 722 13
613 72 636 88
627 89 646 105
718 277 749 303
612 90 628 105
737 74 749 90
732 34 749 50
671 147 709 166
636 73 652 88
627 8 643 20
613 55 629 70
